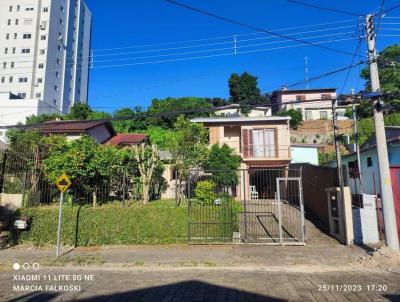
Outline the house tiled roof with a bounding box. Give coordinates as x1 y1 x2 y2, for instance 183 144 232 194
106 134 147 146
36 120 116 135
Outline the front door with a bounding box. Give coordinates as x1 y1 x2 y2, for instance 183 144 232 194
390 167 400 241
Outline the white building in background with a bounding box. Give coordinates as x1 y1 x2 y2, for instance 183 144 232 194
0 0 92 115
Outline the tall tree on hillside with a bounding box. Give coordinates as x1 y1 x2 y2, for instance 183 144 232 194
112 107 148 133
148 97 212 128
357 44 400 118
228 72 265 115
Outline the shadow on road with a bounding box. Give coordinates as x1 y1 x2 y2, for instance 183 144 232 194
7 281 287 302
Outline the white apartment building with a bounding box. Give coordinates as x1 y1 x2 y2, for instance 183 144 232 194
0 0 92 114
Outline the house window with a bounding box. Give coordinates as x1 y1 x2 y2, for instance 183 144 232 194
9 76 13 83
7 19 11 26
10 62 14 68
23 33 32 39
43 7 49 12
41 35 46 40
12 47 16 54
348 160 359 178
367 157 373 167
36 93 42 98
17 93 26 98
17 5 20 11
37 78 43 83
21 48 30 54
321 94 331 99
320 111 328 120
3 62 6 68
56 71 60 78
19 77 28 83
295 95 306 102
39 49 45 55
15 19 19 25
9 6 12 12
53 99 57 105
6 33 10 40
55 85 59 92
25 7 34 11
305 111 313 121
4 48 8 54
38 63 44 69
14 33 17 39
252 128 276 158
1 77 5 83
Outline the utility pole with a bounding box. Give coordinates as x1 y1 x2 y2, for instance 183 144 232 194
365 14 399 251
351 89 363 193
332 99 349 245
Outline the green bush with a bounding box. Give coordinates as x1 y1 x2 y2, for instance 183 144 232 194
18 201 188 246
194 180 216 205
3 177 24 194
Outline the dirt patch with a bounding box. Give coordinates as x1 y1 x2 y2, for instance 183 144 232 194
357 246 400 268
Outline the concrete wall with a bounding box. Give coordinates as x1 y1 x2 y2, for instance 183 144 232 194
291 163 338 231
352 194 380 244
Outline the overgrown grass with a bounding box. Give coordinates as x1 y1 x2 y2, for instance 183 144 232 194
18 200 188 246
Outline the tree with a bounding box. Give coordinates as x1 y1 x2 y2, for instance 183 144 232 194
131 143 161 204
43 136 126 206
148 97 212 128
112 107 148 133
26 113 63 125
202 144 241 187
228 72 266 114
278 109 303 129
65 103 93 120
167 115 208 205
357 44 400 117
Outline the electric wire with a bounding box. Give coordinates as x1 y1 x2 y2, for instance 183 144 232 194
164 0 363 57
287 0 361 17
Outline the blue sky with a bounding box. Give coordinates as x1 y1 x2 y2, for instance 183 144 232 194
84 0 400 111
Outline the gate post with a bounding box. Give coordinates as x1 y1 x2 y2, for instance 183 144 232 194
187 171 192 243
299 178 305 244
242 169 248 243
276 178 283 245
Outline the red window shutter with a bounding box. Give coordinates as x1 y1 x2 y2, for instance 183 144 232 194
242 129 249 157
242 129 253 158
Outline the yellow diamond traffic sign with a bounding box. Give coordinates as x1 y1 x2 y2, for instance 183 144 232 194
56 173 72 193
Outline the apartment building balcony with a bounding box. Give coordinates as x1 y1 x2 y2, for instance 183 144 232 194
242 144 291 161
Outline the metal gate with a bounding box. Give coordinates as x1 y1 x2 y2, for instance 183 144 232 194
188 168 305 245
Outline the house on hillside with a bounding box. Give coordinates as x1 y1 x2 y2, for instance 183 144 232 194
191 116 292 200
271 87 349 121
328 126 400 242
214 104 272 117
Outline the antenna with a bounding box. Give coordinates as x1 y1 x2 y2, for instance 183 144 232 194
304 56 309 89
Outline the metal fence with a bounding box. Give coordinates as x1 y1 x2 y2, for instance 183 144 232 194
188 168 305 245
0 148 157 207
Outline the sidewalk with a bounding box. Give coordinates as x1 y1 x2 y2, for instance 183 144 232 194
1 243 393 272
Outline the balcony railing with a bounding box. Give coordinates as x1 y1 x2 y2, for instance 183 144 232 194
242 144 291 159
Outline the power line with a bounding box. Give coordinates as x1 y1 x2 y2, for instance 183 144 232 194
164 0 363 57
0 36 361 77
340 36 363 95
0 23 359 63
384 4 400 14
376 0 386 42
287 0 361 17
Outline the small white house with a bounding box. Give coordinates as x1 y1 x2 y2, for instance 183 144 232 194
214 104 272 117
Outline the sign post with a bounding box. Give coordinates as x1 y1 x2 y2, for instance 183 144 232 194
55 173 72 257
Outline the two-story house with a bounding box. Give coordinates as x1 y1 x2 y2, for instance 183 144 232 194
271 87 348 121
191 116 291 200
